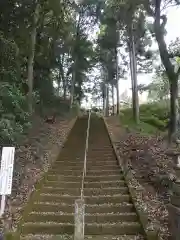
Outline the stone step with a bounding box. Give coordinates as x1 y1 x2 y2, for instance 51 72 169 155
44 180 126 188
57 156 84 161
87 158 115 162
44 181 81 188
31 202 134 214
20 234 144 240
85 175 124 182
48 170 82 176
46 175 82 182
46 174 124 182
49 169 121 175
84 180 126 188
87 166 119 171
26 212 138 223
21 222 142 235
87 169 121 173
40 187 129 196
87 156 115 160
55 160 118 165
38 193 131 204
51 165 119 171
53 160 117 166
50 166 83 171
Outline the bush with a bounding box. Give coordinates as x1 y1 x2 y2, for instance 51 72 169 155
141 115 166 130
0 34 30 145
140 102 169 121
0 83 30 144
120 102 170 134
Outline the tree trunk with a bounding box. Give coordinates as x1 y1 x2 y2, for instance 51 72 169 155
115 47 120 115
63 79 67 100
103 96 106 116
112 84 115 115
27 3 40 114
116 81 120 115
58 68 61 96
169 79 178 140
105 84 109 117
129 26 139 124
70 65 75 108
153 3 178 141
70 9 82 109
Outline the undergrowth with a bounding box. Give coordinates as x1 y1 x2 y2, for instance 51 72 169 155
120 102 169 135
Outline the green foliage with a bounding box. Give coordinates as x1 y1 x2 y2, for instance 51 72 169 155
139 102 169 120
121 102 170 134
0 0 100 144
0 83 30 144
120 110 158 135
0 34 30 144
140 115 166 130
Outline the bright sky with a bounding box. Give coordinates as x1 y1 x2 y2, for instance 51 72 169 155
120 6 180 103
82 5 180 108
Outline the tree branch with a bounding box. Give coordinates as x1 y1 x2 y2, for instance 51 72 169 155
143 0 155 16
160 14 167 29
177 66 180 76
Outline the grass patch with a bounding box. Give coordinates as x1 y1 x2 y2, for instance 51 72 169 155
120 112 159 135
120 102 169 135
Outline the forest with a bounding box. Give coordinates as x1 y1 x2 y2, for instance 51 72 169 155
1 1 180 239
0 0 180 143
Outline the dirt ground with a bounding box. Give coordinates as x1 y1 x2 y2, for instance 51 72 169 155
106 116 178 240
0 115 76 232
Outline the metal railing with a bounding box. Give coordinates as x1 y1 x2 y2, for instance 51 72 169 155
74 109 91 240
81 109 91 199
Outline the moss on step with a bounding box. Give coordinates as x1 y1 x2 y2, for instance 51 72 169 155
4 118 78 240
104 118 160 240
4 232 20 240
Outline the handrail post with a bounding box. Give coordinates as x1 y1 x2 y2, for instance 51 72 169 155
74 109 91 240
74 199 85 240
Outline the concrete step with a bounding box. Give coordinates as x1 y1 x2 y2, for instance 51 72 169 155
87 166 119 171
53 161 117 166
84 180 126 188
85 175 124 182
44 181 81 188
87 161 118 166
46 174 124 182
87 155 115 160
44 180 126 188
26 212 138 223
51 165 119 171
49 169 121 175
46 174 82 182
50 165 83 171
21 222 142 235
57 156 84 161
16 117 145 239
48 170 82 176
20 234 144 240
82 236 144 240
40 187 129 196
31 202 134 214
86 169 122 175
38 193 131 204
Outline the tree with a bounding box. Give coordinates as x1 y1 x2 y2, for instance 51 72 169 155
138 65 170 101
102 0 154 121
27 2 41 114
0 0 97 143
144 0 180 141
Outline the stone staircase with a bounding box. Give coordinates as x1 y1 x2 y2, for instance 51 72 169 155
15 115 145 240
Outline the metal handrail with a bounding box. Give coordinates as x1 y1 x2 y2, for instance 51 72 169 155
80 109 91 200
